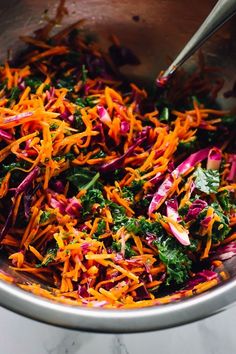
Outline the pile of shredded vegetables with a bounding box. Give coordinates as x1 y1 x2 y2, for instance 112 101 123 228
0 1 235 308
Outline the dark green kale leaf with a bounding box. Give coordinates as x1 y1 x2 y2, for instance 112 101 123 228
125 217 165 238
159 107 169 122
25 77 43 91
92 150 106 159
81 188 106 217
217 190 235 212
73 112 86 131
112 241 137 258
57 76 75 92
190 201 231 243
81 64 88 83
154 237 192 285
36 246 58 267
2 160 30 174
177 137 197 154
93 219 106 239
210 202 231 242
7 87 21 105
53 152 76 162
122 180 145 202
109 202 128 232
122 187 135 202
39 211 52 224
66 167 101 191
194 167 220 194
0 160 31 184
75 97 96 108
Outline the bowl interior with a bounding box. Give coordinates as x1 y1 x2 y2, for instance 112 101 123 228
0 0 235 332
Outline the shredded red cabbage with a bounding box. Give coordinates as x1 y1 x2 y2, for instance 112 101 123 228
185 199 208 222
0 129 13 140
149 148 211 215
207 147 222 170
166 199 190 246
98 135 147 173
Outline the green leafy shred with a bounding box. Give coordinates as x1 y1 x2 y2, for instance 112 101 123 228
126 217 165 238
159 107 169 122
7 87 21 105
81 64 88 83
75 97 96 108
190 201 231 243
92 150 106 159
2 160 30 173
210 202 231 242
217 190 235 212
93 220 106 239
66 167 101 191
122 180 145 202
36 246 58 267
25 77 42 92
154 237 192 285
194 167 220 194
81 189 106 216
39 211 52 224
57 76 75 91
73 112 86 131
109 203 128 232
112 241 137 258
53 152 76 162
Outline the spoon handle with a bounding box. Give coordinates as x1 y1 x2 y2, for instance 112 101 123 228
158 0 236 82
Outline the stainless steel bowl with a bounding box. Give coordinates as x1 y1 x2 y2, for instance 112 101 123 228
0 0 235 333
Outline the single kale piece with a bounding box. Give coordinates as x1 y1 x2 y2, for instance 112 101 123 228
154 236 192 285
194 167 220 194
81 188 106 217
66 167 101 191
112 241 137 258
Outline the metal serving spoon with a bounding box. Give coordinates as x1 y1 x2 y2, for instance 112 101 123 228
156 0 236 87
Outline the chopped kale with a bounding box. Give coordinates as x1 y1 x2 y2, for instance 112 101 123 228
92 150 106 159
194 167 220 194
73 112 86 131
53 152 76 162
75 97 96 108
93 220 106 239
122 180 145 202
81 188 106 216
178 137 197 153
39 210 52 224
154 236 192 285
24 77 42 92
81 64 88 83
57 76 75 92
109 202 128 232
2 161 30 174
36 246 58 267
112 241 137 258
50 122 59 130
211 202 231 243
66 167 101 191
159 107 169 122
7 87 21 106
217 190 235 212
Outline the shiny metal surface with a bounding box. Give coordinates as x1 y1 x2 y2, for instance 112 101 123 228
0 0 235 333
159 0 236 82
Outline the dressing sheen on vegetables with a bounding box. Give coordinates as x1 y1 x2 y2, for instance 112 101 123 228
0 0 235 308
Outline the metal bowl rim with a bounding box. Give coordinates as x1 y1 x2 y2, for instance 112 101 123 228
1 276 236 332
